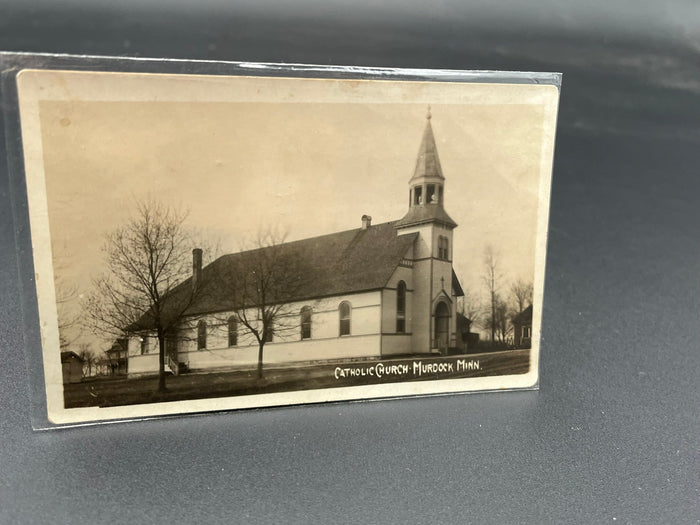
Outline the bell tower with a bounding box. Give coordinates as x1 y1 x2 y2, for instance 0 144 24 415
396 108 459 354
395 107 457 232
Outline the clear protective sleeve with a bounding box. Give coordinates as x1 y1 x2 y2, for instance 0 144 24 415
0 52 561 430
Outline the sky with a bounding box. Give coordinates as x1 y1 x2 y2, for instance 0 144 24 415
22 71 556 350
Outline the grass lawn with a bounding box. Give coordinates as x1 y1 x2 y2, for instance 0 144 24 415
64 349 530 408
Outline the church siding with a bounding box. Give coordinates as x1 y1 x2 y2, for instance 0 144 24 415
127 291 383 376
410 258 432 353
381 335 413 356
128 353 159 376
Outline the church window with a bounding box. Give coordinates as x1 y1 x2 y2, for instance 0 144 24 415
438 185 443 204
413 186 423 205
301 306 312 340
396 281 406 333
228 316 238 347
140 337 147 355
438 236 449 260
339 301 351 336
264 325 273 343
197 320 207 350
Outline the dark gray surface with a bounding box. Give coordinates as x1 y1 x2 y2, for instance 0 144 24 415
1 2 699 524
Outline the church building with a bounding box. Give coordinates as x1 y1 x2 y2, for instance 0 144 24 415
127 111 466 376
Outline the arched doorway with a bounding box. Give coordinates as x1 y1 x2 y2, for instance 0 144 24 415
434 302 450 353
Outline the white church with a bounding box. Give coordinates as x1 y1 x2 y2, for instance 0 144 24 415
126 112 467 376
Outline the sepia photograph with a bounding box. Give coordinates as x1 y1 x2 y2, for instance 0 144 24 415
15 68 559 424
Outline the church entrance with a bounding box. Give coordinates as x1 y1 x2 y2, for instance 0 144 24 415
434 302 450 353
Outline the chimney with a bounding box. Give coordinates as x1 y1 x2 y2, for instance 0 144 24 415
192 248 202 290
361 215 372 230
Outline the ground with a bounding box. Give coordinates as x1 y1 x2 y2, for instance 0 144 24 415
64 349 530 408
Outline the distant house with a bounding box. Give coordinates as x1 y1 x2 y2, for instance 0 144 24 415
103 339 128 376
61 351 84 384
511 305 533 348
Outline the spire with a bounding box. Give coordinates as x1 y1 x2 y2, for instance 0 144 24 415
395 108 457 230
411 108 444 181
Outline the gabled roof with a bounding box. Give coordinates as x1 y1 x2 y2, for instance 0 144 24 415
511 304 533 325
129 221 418 330
451 270 464 297
411 117 444 181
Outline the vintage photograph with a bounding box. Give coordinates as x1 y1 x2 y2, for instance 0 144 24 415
16 68 559 424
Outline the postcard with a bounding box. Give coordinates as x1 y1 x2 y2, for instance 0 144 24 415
10 62 559 425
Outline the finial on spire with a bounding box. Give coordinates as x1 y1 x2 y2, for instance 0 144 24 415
426 105 432 120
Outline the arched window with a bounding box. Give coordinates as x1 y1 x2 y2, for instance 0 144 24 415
339 301 351 336
228 316 238 347
301 306 312 340
140 336 148 355
396 281 406 333
438 236 449 260
197 320 207 350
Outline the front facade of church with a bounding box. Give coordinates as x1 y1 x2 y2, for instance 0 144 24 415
127 113 465 376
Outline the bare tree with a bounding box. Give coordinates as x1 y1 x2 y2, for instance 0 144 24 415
482 245 503 347
510 278 533 315
482 292 510 344
458 289 482 327
82 199 206 393
223 229 309 379
78 343 96 378
495 295 510 343
55 260 80 350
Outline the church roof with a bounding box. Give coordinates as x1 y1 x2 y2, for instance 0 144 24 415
394 204 457 229
128 221 418 330
411 116 444 181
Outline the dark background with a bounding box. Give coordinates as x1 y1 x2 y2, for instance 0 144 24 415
1 1 699 523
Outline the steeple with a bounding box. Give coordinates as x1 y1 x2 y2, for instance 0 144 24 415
411 106 444 182
395 108 457 230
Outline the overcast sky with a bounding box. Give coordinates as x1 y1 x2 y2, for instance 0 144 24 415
23 71 556 349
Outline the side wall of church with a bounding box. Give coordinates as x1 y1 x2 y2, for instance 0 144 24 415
127 290 384 375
